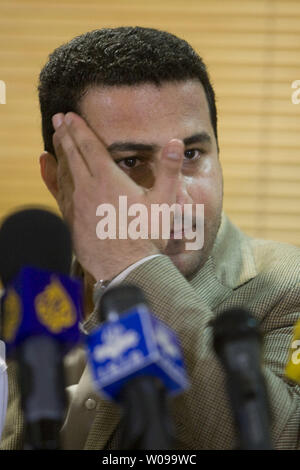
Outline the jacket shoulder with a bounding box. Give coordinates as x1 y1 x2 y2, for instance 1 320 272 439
249 236 300 287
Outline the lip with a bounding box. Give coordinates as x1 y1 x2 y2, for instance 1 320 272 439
170 225 196 239
170 230 184 239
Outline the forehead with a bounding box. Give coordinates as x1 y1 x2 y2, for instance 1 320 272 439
79 80 213 145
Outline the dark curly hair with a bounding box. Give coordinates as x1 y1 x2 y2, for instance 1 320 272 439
38 26 218 157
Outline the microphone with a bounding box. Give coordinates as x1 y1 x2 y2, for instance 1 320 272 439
0 208 83 449
211 308 273 450
86 284 189 450
0 339 8 441
285 318 300 383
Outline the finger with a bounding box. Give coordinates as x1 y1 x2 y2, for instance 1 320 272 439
152 139 184 204
52 114 92 185
64 112 115 179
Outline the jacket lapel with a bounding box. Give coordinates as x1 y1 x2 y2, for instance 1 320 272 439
211 212 257 289
189 212 257 310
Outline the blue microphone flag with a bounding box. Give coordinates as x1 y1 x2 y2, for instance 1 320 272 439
86 305 190 401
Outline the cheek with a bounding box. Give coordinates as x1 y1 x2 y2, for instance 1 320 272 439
189 165 222 208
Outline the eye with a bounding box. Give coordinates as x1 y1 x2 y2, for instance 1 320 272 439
116 157 142 169
184 149 203 161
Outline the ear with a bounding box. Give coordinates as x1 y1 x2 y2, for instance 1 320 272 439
39 151 58 199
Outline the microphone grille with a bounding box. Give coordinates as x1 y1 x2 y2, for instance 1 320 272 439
211 308 260 356
99 284 147 321
0 207 72 286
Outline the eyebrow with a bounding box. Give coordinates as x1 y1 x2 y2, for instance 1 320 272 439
107 132 212 154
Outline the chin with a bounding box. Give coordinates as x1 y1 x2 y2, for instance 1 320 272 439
167 248 207 279
164 211 222 278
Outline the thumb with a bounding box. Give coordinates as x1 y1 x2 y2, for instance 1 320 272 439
152 139 184 203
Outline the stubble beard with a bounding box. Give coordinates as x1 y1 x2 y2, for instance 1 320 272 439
163 210 222 279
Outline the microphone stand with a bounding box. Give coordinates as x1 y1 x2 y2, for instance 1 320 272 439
17 336 65 450
118 376 175 450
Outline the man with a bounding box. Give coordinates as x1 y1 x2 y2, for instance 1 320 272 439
1 26 300 449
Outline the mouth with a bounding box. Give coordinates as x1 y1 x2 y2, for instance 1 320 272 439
169 224 197 240
170 229 184 240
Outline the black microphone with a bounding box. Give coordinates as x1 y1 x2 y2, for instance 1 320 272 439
0 208 71 287
0 208 82 450
88 284 189 450
211 308 273 450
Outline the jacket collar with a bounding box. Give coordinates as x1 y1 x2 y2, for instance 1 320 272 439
211 211 257 289
189 211 257 295
183 211 258 312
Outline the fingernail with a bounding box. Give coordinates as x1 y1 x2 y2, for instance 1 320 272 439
65 113 73 126
167 151 181 160
166 139 183 159
52 114 64 129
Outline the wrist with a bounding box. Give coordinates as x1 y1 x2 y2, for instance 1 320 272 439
89 241 160 282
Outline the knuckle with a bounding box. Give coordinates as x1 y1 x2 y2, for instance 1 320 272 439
165 165 181 179
73 187 83 203
80 139 95 155
52 132 61 152
54 123 66 140
66 145 79 161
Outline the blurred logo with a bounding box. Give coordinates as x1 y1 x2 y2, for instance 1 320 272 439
0 81 6 104
285 318 300 383
2 288 22 342
291 80 300 104
35 277 76 333
156 325 180 359
94 324 140 361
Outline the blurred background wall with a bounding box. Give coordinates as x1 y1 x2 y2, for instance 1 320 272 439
0 0 299 246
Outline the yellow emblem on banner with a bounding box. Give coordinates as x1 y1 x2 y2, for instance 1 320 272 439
35 277 76 333
285 318 300 383
2 288 22 342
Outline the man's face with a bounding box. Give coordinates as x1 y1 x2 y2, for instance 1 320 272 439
71 79 223 278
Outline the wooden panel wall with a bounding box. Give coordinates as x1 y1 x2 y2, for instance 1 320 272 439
0 0 299 246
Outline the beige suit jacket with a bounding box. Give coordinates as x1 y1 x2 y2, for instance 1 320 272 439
1 212 300 449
